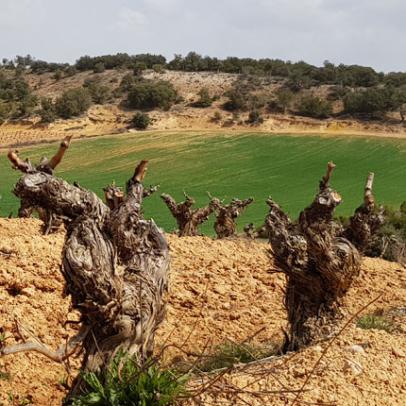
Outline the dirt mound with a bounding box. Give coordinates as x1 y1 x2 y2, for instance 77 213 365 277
0 219 405 405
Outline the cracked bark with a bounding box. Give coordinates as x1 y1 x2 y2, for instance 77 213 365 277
210 196 253 238
161 192 213 236
2 151 170 401
266 162 365 351
12 136 72 234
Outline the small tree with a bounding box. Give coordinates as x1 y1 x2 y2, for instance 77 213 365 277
133 62 147 76
152 64 164 73
130 112 152 130
275 88 293 113
83 79 111 104
127 80 178 110
38 97 57 123
223 87 248 111
55 88 92 119
246 110 264 125
93 62 105 73
296 95 332 118
191 87 213 107
53 70 63 81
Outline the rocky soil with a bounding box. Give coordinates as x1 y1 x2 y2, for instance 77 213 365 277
0 219 405 405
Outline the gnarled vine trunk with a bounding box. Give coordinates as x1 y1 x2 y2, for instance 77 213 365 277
210 196 253 238
15 136 72 234
343 172 385 253
266 163 380 351
161 192 213 236
2 149 170 401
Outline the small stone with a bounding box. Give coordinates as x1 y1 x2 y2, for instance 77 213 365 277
213 285 226 295
229 312 240 321
313 345 323 353
392 347 405 358
21 287 36 298
343 358 363 375
346 344 365 355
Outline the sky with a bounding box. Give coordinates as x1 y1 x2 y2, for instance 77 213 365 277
0 0 405 72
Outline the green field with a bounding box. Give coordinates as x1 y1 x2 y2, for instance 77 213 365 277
1 131 405 235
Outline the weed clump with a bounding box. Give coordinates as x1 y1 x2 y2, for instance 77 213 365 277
71 352 188 406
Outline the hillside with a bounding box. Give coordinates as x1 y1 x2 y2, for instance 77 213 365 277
1 68 406 149
0 219 404 405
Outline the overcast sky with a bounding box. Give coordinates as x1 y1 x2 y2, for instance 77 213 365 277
0 0 405 72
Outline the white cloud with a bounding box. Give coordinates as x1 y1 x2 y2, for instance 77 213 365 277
114 7 148 31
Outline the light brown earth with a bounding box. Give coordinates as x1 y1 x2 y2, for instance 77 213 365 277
1 70 406 149
0 219 405 405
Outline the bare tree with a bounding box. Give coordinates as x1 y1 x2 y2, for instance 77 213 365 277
265 162 367 351
2 150 170 400
15 135 72 234
209 195 253 238
161 191 213 236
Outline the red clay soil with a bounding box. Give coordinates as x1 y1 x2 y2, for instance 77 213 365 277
0 219 405 405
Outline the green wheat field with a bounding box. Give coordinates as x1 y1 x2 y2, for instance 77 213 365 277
1 131 405 235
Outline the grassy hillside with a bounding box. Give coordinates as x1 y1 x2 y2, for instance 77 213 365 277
1 131 405 235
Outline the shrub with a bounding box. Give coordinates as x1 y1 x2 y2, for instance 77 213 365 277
268 88 294 113
343 87 400 117
93 62 105 73
246 110 264 125
152 64 164 73
223 87 248 111
83 79 111 104
296 95 332 118
0 102 11 124
127 80 178 110
71 352 188 406
130 112 152 130
64 66 78 77
365 202 406 264
133 62 147 76
53 70 63 81
37 97 57 123
211 111 222 123
197 341 280 372
55 88 92 119
357 314 393 332
191 87 213 108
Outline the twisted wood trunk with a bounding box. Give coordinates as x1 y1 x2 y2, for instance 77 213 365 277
343 173 385 253
266 163 364 351
161 192 213 236
15 136 72 234
3 150 170 400
210 197 253 238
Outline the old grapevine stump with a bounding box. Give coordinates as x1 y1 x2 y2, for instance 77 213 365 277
265 162 378 351
161 192 213 236
344 172 385 253
1 152 170 399
16 135 72 234
209 196 253 238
